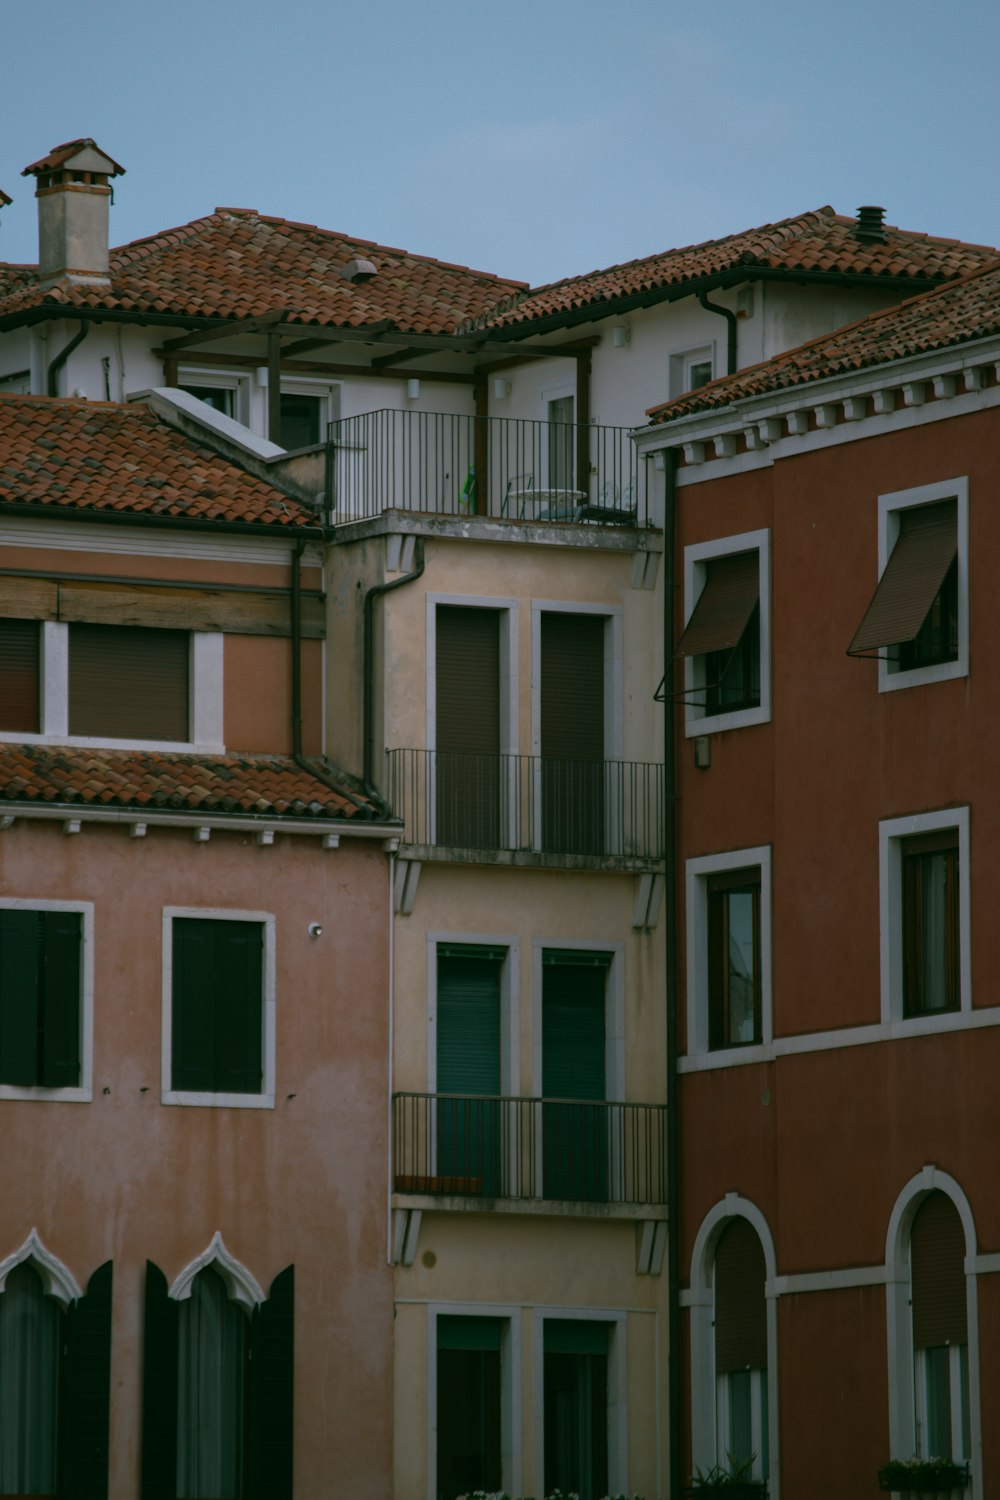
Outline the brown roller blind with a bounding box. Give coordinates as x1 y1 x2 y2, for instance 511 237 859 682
540 612 604 760
715 1217 767 1373
677 551 759 658
436 607 500 754
848 500 957 655
0 618 40 732
911 1191 967 1348
69 624 189 741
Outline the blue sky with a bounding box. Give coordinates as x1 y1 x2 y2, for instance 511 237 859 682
2 0 998 287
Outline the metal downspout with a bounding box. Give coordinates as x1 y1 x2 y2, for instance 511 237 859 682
663 447 682 1500
697 291 738 376
362 540 426 799
47 321 89 397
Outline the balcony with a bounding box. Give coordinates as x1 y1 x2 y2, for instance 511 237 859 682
384 749 664 867
393 1092 666 1209
325 409 652 527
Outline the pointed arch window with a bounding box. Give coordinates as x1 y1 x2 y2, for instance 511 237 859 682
714 1218 768 1484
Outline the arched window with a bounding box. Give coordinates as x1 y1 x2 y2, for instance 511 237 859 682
177 1268 248 1499
910 1192 970 1462
714 1218 768 1483
0 1263 60 1494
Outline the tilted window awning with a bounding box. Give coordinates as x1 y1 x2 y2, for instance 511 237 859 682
847 499 957 656
676 550 759 658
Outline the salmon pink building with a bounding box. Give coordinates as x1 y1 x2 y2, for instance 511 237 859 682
634 260 1000 1500
0 395 396 1498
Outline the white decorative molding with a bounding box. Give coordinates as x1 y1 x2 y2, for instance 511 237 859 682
963 368 985 392
901 381 926 407
714 433 738 457
744 427 767 451
169 1231 265 1311
785 410 809 436
842 397 867 421
814 403 838 428
872 389 897 415
933 375 958 399
683 441 707 465
0 1229 83 1309
758 417 783 442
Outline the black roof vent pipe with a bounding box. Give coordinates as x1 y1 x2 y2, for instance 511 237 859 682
856 205 887 242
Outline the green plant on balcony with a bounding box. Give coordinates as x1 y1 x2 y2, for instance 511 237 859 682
876 1457 970 1493
686 1455 766 1498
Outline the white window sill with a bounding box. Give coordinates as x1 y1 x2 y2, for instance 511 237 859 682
0 1085 91 1103
879 655 968 693
684 702 770 738
0 732 226 755
161 1089 275 1110
679 1002 1000 1071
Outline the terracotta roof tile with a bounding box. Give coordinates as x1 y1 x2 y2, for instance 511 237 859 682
646 260 1000 426
0 746 378 821
0 209 526 332
460 208 1000 332
0 394 315 527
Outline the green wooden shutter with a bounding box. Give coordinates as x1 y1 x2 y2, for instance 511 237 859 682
61 1261 112 1500
140 1262 179 1500
172 919 219 1091
0 909 42 1085
542 957 609 1202
40 911 82 1087
246 1266 294 1500
213 922 264 1094
435 606 501 849
437 953 501 1096
540 611 605 855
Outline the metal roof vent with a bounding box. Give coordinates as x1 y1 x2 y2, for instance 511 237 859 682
855 205 887 243
340 255 378 285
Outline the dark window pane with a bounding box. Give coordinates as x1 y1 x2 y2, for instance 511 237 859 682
0 618 40 732
0 910 81 1087
543 1338 608 1500
708 871 762 1049
179 385 235 418
0 1264 61 1493
69 625 189 741
279 394 322 450
172 919 263 1094
705 603 761 715
437 1336 502 1500
902 836 959 1017
898 556 959 669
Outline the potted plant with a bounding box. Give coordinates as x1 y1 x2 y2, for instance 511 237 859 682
685 1456 767 1498
876 1457 970 1495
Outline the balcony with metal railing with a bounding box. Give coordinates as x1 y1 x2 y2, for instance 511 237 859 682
393 1092 666 1211
324 409 652 527
384 749 664 868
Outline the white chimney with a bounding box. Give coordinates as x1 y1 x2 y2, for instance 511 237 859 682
21 138 125 287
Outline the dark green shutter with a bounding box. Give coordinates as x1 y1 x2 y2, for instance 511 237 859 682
213 922 264 1094
435 606 501 849
141 1262 179 1500
246 1266 294 1500
0 910 42 1085
61 1261 113 1499
540 611 605 855
542 957 608 1202
543 1319 609 1355
437 953 501 1096
438 1315 503 1351
172 919 218 1091
41 911 82 1087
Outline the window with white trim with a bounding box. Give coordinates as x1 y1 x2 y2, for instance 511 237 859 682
880 808 970 1026
714 1218 769 1485
0 619 224 752
277 378 340 451
680 530 770 737
437 1314 507 1496
162 909 276 1109
178 367 250 427
847 477 968 692
686 847 772 1060
0 900 93 1101
670 345 715 398
911 1192 971 1463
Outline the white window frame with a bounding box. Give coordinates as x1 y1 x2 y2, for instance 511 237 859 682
885 1167 982 1500
670 343 716 398
879 806 970 1028
685 845 772 1063
0 622 224 753
0 898 94 1103
177 366 251 427
278 376 341 449
914 1343 969 1462
876 477 968 694
427 1303 521 1500
161 907 276 1110
532 1307 628 1499
682 529 771 738
688 1197 780 1500
716 1366 768 1482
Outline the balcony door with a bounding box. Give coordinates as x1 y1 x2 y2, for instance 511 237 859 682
540 612 605 855
435 606 501 849
436 946 503 1194
542 951 609 1202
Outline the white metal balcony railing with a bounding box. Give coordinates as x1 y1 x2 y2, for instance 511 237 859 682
325 409 651 527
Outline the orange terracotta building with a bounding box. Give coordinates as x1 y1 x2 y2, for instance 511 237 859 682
635 261 1000 1500
0 395 396 1498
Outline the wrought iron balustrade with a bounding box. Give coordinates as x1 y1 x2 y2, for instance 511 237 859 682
325 408 651 526
384 749 664 861
393 1092 666 1206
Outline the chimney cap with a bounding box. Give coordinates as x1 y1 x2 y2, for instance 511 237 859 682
855 204 887 242
340 255 378 285
22 138 125 179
